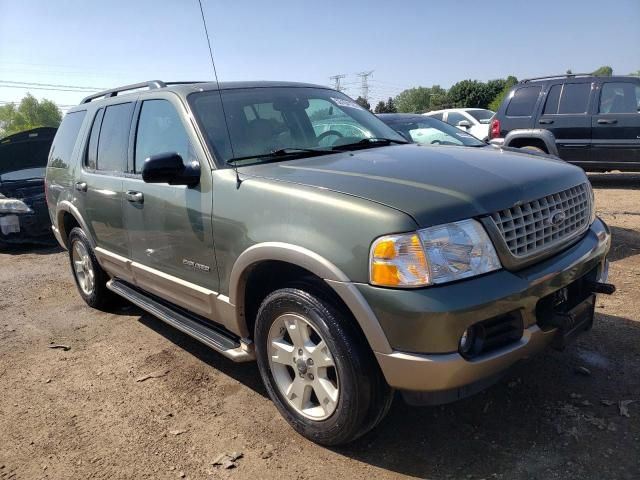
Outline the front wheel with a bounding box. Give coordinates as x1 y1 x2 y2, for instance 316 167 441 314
255 287 392 446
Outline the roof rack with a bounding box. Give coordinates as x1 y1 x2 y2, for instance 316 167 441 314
80 80 209 104
520 73 596 83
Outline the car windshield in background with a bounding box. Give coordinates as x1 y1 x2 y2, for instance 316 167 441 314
384 117 485 147
467 109 495 124
0 166 46 183
189 87 406 165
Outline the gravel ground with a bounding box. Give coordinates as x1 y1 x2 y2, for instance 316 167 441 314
0 173 639 480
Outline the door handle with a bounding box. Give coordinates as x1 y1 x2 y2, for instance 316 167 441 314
597 119 617 125
125 190 144 204
538 119 554 125
74 182 87 192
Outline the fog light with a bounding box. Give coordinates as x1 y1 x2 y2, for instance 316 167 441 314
459 325 484 358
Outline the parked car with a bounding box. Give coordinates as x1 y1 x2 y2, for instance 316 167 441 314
489 74 640 171
424 108 494 140
0 127 57 246
47 80 613 446
377 113 487 146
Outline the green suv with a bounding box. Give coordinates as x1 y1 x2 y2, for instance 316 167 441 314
46 80 613 445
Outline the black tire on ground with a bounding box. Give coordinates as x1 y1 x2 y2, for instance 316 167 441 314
254 287 392 446
67 227 115 310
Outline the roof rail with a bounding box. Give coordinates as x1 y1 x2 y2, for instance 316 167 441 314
520 73 595 83
80 80 167 104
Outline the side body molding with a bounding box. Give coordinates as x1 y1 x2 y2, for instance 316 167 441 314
229 242 392 354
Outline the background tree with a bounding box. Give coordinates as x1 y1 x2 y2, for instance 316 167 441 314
394 87 434 113
384 97 397 113
488 76 518 112
592 65 613 76
447 80 492 109
374 101 387 114
355 96 371 111
0 93 62 138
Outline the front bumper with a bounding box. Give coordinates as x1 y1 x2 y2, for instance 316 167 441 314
364 218 611 393
0 211 54 244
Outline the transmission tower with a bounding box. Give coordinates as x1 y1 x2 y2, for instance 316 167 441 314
329 74 346 92
356 71 374 101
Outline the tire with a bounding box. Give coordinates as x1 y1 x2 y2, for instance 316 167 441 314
67 227 114 310
255 287 392 446
520 145 546 153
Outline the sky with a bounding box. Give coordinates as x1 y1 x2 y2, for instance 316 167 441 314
1 0 639 112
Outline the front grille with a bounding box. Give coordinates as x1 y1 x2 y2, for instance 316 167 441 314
490 183 591 258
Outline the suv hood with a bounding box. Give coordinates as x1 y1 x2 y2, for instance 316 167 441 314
243 144 587 227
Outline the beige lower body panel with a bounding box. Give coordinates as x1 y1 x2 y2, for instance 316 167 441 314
375 325 557 392
94 247 239 335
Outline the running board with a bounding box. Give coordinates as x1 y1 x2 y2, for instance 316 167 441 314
107 279 255 362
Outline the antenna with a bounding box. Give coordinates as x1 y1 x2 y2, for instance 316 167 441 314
196 0 241 188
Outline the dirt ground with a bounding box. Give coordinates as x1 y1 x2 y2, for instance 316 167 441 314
1 173 639 480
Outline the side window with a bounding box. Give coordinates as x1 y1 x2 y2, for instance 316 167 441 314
600 82 640 114
85 108 104 170
430 113 444 121
446 112 467 126
96 103 134 172
558 83 591 114
48 110 86 168
134 100 194 172
543 85 562 115
506 86 541 117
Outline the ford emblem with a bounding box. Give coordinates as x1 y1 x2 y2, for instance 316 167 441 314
548 210 566 226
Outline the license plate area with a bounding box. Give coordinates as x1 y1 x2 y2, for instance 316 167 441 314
536 267 598 350
0 215 20 235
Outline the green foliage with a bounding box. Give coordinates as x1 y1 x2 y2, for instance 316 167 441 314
447 80 493 109
394 86 449 113
488 76 518 112
0 93 62 138
374 97 398 114
355 96 371 111
592 65 613 76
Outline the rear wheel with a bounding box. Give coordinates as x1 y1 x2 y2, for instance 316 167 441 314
520 145 546 153
68 227 114 309
255 287 392 446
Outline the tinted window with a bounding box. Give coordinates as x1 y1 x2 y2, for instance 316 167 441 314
446 112 467 126
48 111 86 168
543 85 562 115
97 103 134 172
429 112 444 121
85 108 104 170
558 83 591 114
135 100 195 172
467 109 494 123
383 117 485 147
506 86 541 117
600 82 640 114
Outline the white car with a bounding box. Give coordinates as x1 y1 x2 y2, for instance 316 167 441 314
424 108 494 140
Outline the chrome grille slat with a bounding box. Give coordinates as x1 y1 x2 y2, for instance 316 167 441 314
490 183 591 258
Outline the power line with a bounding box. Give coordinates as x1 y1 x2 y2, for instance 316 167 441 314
0 84 102 93
356 71 374 101
0 80 106 90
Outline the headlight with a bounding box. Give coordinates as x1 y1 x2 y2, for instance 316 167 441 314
370 219 501 287
0 198 32 214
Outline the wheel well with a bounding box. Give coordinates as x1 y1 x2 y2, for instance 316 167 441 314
508 137 548 152
242 260 358 341
60 211 80 247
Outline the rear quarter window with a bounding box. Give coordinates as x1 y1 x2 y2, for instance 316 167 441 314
48 111 87 168
506 86 541 117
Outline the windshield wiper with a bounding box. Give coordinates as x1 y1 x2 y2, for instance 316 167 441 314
227 147 335 165
330 137 409 151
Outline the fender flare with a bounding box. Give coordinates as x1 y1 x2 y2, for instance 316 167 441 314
55 201 95 248
503 129 559 157
228 242 393 354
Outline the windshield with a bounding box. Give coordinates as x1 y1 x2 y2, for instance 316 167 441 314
189 87 406 165
0 167 46 182
467 109 494 124
384 117 485 147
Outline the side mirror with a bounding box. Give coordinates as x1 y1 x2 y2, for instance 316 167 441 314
142 152 200 187
457 120 471 129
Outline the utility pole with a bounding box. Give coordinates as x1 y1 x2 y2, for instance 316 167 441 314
329 74 346 92
356 71 374 101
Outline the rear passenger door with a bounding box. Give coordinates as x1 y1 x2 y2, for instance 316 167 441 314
77 102 135 257
537 82 593 164
121 94 219 314
591 80 640 168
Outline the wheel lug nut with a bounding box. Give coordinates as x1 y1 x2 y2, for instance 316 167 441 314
298 348 303 355
308 373 314 380
307 358 314 366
